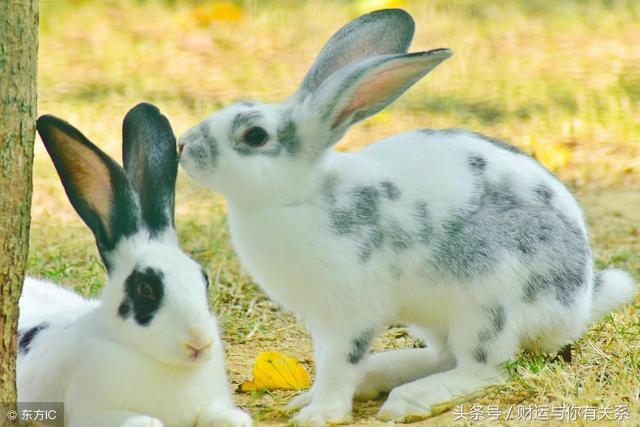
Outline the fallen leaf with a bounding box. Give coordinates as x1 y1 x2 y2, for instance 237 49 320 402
531 138 572 172
190 2 244 27
239 351 311 392
353 0 407 16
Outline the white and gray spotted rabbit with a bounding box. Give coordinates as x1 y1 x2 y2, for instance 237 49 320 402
178 9 636 425
18 103 252 427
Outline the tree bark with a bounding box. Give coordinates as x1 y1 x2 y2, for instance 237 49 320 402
0 0 39 411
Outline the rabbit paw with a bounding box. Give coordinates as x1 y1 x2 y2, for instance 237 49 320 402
354 373 394 401
197 407 252 427
120 415 165 427
377 385 433 422
292 403 352 426
287 390 314 410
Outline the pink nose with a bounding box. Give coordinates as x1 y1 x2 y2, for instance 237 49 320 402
186 342 212 361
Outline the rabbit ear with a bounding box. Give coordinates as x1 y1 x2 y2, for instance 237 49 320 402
122 103 178 240
295 9 415 99
301 49 452 144
36 115 139 269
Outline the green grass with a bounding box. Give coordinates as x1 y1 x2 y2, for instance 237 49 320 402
30 0 640 425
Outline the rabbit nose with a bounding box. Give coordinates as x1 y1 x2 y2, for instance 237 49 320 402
187 326 211 348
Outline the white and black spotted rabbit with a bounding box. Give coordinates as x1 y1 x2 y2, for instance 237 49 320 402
18 103 252 427
178 9 637 425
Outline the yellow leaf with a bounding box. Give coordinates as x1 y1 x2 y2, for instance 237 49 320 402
191 2 244 27
353 0 407 16
531 139 572 172
239 351 311 392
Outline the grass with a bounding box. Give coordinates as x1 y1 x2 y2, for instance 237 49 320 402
29 0 640 425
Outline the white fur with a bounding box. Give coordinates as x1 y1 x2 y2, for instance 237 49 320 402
178 10 637 425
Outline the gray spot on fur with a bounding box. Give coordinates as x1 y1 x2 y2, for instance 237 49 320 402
468 154 487 173
360 229 385 262
593 271 603 292
330 185 380 236
277 117 300 155
189 144 210 168
535 184 553 204
348 328 376 364
229 111 286 157
389 221 414 252
325 178 433 262
478 305 505 342
472 346 488 364
414 201 433 244
186 125 218 167
381 181 401 200
354 187 380 224
231 111 263 136
432 175 588 306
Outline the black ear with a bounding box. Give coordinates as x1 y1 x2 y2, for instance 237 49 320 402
36 115 139 269
122 103 178 238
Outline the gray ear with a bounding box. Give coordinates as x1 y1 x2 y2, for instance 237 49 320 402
296 9 415 98
122 103 178 239
304 48 452 142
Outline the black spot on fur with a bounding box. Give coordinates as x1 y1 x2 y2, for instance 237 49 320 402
348 329 376 364
381 181 401 200
120 267 165 326
19 322 49 355
201 268 210 289
472 346 488 364
468 154 487 173
118 301 131 318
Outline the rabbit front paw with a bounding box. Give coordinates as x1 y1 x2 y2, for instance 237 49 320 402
292 403 352 426
197 406 252 427
120 415 164 427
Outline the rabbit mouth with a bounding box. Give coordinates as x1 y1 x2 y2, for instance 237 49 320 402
186 342 213 362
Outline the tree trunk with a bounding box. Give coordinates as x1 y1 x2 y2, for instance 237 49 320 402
0 0 39 410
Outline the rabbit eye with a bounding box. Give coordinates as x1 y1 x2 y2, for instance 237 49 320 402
137 282 156 300
242 126 268 147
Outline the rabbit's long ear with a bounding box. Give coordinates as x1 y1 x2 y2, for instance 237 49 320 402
36 115 139 269
299 49 452 146
295 9 415 99
122 103 177 241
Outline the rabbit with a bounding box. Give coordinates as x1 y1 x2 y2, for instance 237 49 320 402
177 8 637 426
18 103 252 427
